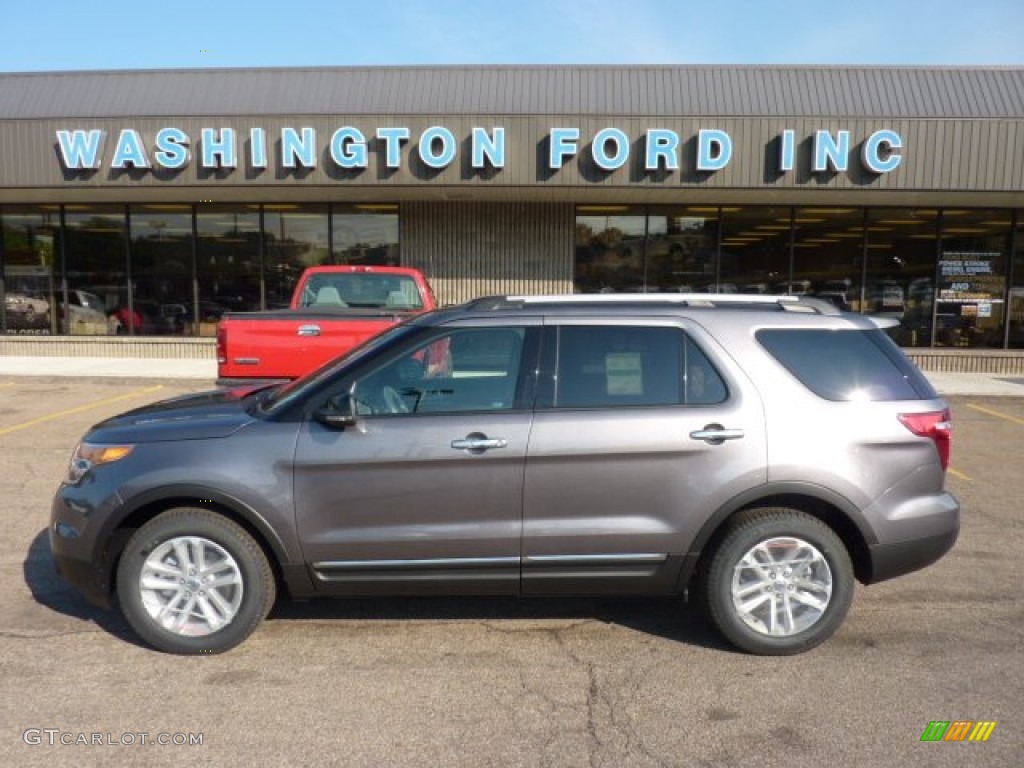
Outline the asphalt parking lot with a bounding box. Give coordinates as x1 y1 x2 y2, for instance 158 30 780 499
1 377 1021 767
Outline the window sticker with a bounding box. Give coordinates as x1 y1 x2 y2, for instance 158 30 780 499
605 353 643 395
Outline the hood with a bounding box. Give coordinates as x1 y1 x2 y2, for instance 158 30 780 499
86 385 270 444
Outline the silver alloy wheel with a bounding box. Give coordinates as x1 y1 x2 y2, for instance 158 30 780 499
730 536 833 637
138 536 244 637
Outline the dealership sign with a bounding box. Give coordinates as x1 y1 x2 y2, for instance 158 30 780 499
55 125 903 177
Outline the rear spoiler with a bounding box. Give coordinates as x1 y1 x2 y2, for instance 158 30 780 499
866 316 901 330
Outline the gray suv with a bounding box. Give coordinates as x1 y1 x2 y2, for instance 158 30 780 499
51 294 959 655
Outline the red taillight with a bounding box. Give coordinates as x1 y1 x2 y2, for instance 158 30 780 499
216 325 226 365
898 408 952 471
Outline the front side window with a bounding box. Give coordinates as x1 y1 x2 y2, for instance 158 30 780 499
353 327 527 415
554 326 727 408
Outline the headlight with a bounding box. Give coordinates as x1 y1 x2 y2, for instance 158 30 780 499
66 442 134 484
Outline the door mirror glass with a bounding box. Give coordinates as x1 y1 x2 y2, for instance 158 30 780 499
314 393 358 429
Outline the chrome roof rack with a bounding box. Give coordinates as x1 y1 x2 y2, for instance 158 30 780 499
468 293 843 315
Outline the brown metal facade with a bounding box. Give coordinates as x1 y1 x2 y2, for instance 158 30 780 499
401 202 574 305
0 66 1022 207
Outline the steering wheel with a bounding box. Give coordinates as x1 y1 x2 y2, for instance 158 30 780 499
382 385 409 414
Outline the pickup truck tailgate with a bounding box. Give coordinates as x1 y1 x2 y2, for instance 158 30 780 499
218 309 408 381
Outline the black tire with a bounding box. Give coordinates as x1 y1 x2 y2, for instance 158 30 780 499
703 508 854 655
116 508 276 655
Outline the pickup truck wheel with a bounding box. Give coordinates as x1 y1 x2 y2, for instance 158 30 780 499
116 508 276 655
703 508 854 656
382 385 409 414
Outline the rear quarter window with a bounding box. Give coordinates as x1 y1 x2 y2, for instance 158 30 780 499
756 328 936 402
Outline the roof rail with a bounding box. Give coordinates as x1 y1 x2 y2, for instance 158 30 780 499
468 293 843 315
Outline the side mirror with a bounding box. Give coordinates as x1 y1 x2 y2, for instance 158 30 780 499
314 393 358 430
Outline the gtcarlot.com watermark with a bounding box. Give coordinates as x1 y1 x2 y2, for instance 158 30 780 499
23 729 203 747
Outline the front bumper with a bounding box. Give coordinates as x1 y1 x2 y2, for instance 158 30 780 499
49 483 125 610
50 537 113 609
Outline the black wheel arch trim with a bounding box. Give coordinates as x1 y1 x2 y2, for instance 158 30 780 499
676 481 877 591
95 484 305 594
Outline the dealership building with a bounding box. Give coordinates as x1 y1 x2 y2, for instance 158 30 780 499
1 65 1023 367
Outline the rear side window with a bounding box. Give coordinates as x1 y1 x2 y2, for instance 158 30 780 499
553 326 727 408
756 329 937 401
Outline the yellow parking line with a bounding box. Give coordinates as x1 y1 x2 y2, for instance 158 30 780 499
0 385 164 437
947 467 970 481
966 403 1024 427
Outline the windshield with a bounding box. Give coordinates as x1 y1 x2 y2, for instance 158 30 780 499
79 292 106 312
257 320 421 415
297 272 424 310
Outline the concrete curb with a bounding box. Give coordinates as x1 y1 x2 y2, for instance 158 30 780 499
921 372 1024 397
0 356 216 380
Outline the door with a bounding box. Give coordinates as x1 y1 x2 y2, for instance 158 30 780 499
522 321 767 594
294 322 540 595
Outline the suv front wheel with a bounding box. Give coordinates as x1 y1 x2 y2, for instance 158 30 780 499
116 508 276 655
704 508 854 655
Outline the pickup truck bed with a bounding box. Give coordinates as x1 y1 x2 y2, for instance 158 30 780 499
216 265 436 385
217 307 413 383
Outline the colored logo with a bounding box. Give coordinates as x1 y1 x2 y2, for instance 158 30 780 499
920 720 997 742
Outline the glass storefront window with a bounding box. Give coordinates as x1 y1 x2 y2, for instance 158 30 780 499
1 206 60 335
331 204 399 266
646 207 718 292
935 209 1010 348
1010 214 1024 349
1 202 1020 349
263 204 329 309
130 205 195 335
718 207 791 294
574 206 646 293
4 202 410 337
61 205 127 335
792 208 864 311
196 207 261 332
863 209 939 348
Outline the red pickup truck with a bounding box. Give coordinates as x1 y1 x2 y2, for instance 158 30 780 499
216 265 437 385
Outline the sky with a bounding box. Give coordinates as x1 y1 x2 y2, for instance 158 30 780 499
2 0 1023 72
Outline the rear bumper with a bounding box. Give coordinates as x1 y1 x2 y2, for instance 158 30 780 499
866 525 959 583
860 485 960 583
216 377 289 388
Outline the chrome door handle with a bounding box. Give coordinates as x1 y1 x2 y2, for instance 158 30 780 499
451 436 508 452
689 424 744 445
297 324 321 337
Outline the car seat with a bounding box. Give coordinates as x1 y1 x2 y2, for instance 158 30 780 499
314 286 347 306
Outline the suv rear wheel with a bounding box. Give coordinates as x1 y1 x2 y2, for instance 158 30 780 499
115 508 276 655
704 508 854 655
